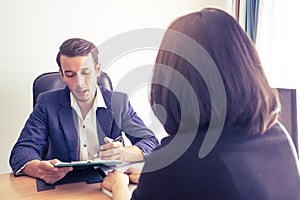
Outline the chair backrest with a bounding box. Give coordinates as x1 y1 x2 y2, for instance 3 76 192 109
32 71 113 108
277 88 298 153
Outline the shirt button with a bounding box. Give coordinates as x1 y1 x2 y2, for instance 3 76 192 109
83 125 85 128
83 144 87 148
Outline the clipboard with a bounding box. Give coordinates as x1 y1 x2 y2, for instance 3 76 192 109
54 160 122 168
36 167 104 192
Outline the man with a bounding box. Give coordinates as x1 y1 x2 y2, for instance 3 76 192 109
10 38 159 184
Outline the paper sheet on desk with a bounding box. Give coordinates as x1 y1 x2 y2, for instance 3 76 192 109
99 161 145 174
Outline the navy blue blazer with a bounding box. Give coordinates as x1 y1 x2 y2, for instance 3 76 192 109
10 87 158 174
132 123 300 199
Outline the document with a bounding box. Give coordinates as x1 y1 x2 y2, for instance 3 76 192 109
54 159 122 168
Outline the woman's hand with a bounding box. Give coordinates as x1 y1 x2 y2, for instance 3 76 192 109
125 166 141 184
100 169 131 200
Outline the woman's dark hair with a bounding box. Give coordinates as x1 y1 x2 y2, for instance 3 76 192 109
56 38 99 70
150 8 280 135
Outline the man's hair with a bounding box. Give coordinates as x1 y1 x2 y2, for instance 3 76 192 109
56 38 99 70
150 8 280 135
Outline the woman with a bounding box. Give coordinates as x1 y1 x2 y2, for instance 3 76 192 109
101 8 300 200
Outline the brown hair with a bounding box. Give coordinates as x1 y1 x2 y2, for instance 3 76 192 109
56 38 99 70
150 8 279 135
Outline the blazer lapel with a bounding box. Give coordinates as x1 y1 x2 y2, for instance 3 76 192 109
96 108 113 146
57 89 79 161
97 87 114 145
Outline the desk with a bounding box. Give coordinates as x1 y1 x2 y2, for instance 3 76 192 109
0 173 111 199
0 162 141 199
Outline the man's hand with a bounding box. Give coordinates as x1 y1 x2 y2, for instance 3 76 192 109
99 137 144 162
99 137 124 160
22 159 73 184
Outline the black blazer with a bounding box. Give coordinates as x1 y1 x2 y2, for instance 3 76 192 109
133 123 300 200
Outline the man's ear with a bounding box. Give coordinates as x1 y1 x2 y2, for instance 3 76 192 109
96 64 101 76
59 69 65 82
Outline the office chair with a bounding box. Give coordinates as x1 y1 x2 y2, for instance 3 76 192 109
277 88 298 154
33 71 113 108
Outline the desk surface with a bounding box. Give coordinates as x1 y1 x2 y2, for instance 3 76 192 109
0 173 111 199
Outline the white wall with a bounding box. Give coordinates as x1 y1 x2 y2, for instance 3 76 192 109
0 0 232 174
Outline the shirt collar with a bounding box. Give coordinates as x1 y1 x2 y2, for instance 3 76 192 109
70 86 107 111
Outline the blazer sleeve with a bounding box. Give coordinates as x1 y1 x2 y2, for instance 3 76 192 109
110 92 159 155
9 95 49 175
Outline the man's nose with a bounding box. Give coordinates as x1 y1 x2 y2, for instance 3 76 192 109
76 75 85 87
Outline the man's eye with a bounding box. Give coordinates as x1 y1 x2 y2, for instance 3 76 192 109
64 72 74 78
82 70 91 75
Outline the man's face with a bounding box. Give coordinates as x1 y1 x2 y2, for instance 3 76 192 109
60 54 100 104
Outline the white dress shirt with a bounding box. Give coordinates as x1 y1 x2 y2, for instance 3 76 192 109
71 86 106 160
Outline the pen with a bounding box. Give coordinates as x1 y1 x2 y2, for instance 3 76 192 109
113 135 123 143
93 136 124 159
